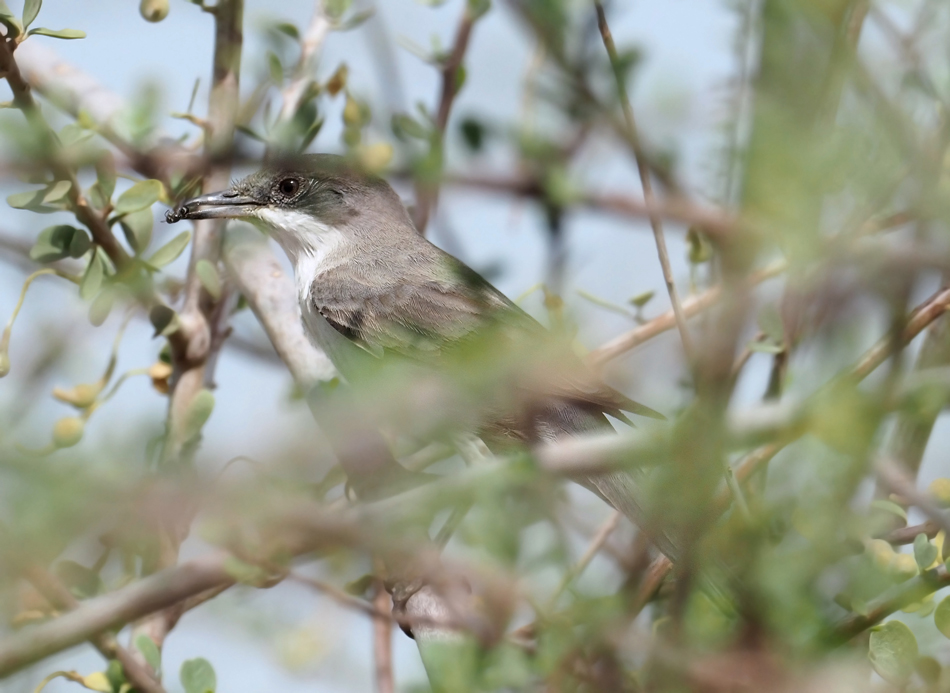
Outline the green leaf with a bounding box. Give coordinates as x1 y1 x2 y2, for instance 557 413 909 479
917 656 941 685
459 118 485 152
183 389 215 442
934 596 950 638
42 180 71 204
148 305 180 337
96 152 116 200
267 51 283 85
8 187 59 213
869 620 918 685
274 21 299 40
687 226 713 264
324 0 352 20
914 533 938 571
749 341 784 354
119 208 153 253
467 0 490 19
180 658 216 693
53 559 102 599
196 259 222 300
88 287 114 326
30 225 89 262
392 113 428 141
27 27 86 39
80 251 104 300
146 230 191 268
870 499 908 522
114 179 163 214
135 635 161 675
0 1 22 37
22 0 41 28
629 290 655 308
57 122 92 147
337 8 374 30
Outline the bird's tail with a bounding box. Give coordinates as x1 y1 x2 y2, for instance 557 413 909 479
536 399 678 560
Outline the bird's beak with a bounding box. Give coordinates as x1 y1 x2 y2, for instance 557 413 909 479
165 190 262 223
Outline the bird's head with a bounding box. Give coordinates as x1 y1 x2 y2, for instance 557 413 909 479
167 154 413 260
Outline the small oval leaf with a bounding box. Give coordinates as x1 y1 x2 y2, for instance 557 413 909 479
935 596 950 638
135 635 162 675
88 287 114 326
914 533 938 571
869 620 918 685
119 207 153 253
114 179 163 214
146 230 191 268
180 657 216 693
80 252 104 300
95 151 116 200
183 390 215 442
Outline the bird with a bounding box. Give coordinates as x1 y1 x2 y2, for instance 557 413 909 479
167 154 666 545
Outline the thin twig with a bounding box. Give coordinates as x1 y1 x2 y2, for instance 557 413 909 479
879 520 940 545
589 259 787 366
373 582 395 693
276 1 332 126
133 0 245 661
548 511 621 606
0 527 166 693
594 0 694 364
412 7 476 233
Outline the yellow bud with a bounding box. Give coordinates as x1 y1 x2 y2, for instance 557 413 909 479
358 143 393 172
930 478 950 508
0 350 8 378
148 361 173 394
343 96 362 127
52 417 84 448
52 383 99 409
326 64 348 96
867 539 895 572
140 0 169 22
891 552 918 582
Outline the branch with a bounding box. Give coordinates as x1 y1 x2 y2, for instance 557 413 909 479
276 2 331 126
0 38 130 268
134 0 244 660
0 553 233 678
373 583 395 693
437 172 736 240
221 226 335 386
588 260 787 366
0 525 166 693
831 566 950 644
412 7 477 233
594 0 694 363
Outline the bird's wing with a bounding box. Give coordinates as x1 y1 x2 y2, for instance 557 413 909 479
311 255 663 420
311 255 540 363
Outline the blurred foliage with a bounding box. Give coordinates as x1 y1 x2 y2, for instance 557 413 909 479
6 0 950 692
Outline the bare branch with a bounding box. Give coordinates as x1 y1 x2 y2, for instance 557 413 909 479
593 1 694 364
276 2 332 126
412 7 477 233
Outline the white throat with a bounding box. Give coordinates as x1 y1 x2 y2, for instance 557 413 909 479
251 208 347 302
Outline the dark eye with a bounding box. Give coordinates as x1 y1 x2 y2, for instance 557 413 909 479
277 178 300 197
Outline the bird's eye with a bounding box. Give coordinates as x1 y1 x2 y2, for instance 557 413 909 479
277 178 300 197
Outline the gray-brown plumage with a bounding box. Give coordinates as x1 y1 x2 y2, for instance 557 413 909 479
168 154 665 542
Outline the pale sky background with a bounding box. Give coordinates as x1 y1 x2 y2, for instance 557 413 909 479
6 1 940 692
